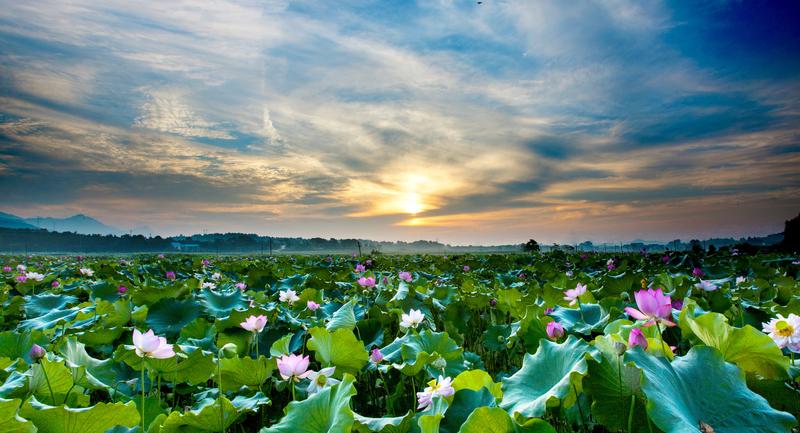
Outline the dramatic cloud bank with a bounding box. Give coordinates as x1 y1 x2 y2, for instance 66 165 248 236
1 0 798 244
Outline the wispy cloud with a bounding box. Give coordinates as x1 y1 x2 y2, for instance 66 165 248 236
0 0 798 243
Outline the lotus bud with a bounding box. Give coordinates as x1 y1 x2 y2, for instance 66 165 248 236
29 344 46 362
614 342 627 356
431 357 447 371
220 343 238 359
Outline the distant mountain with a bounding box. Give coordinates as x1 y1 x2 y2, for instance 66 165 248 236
24 214 122 235
0 212 38 229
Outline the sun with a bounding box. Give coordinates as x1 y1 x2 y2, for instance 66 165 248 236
402 191 425 215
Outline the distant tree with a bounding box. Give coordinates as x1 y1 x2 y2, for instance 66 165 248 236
707 244 717 253
780 212 800 252
690 239 703 254
522 239 540 252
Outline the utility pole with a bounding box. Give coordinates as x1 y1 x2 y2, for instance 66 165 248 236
357 240 362 257
269 237 273 256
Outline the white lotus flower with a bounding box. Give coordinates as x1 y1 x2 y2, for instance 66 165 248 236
762 313 800 351
279 289 300 305
400 309 425 330
79 268 94 277
306 367 340 394
201 281 216 289
25 272 45 282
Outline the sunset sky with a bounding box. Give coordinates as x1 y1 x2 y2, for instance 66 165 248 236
1 0 799 245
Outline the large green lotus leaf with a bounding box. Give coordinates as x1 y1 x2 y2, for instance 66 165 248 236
746 374 800 419
157 396 244 433
115 346 215 386
0 398 35 433
25 293 77 317
217 355 276 392
456 406 556 433
583 336 649 432
145 298 201 337
440 388 496 433
274 274 309 291
327 299 358 331
483 324 514 351
451 370 502 400
353 411 413 433
626 346 797 433
679 299 789 380
19 397 139 433
19 306 92 331
29 357 75 405
395 330 465 378
416 396 449 433
199 286 247 319
0 371 28 399
130 279 186 306
87 280 120 302
59 338 116 390
548 303 608 335
0 330 48 364
260 374 357 433
307 327 368 375
500 336 598 419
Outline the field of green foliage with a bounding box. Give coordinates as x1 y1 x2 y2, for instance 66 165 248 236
1 250 798 433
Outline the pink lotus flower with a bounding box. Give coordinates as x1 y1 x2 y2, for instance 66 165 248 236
132 329 175 359
166 271 176 280
307 300 320 311
398 271 412 282
671 299 683 310
118 285 128 294
354 263 366 273
694 280 718 292
277 354 311 382
661 255 670 263
16 275 26 283
202 259 210 266
16 264 26 272
544 307 554 315
417 376 454 410
157 254 165 259
692 267 704 277
29 344 46 362
546 322 565 340
235 282 247 290
370 349 384 364
2 266 11 273
628 328 648 349
463 265 470 272
357 276 376 288
240 315 267 333
79 268 94 277
563 283 587 306
624 288 675 327
51 281 60 288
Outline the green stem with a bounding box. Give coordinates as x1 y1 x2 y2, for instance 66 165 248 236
218 357 225 433
254 334 259 358
655 321 670 357
627 394 635 433
378 369 392 414
40 361 56 405
62 383 75 405
576 297 586 322
141 366 146 433
291 380 296 401
572 382 587 433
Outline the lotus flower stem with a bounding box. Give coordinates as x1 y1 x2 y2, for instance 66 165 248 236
572 382 587 433
217 353 225 433
576 298 586 322
141 366 146 433
655 321 669 356
40 361 56 405
291 381 296 401
627 394 635 432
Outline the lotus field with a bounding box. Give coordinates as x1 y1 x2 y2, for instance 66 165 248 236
1 251 799 433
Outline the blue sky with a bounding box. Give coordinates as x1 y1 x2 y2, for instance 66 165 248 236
0 0 798 244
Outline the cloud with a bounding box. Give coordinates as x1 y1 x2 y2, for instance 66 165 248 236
0 0 798 243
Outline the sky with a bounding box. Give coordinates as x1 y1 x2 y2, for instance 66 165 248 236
0 0 799 245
